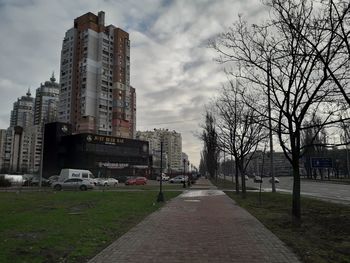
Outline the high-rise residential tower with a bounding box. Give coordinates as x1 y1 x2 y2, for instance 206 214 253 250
10 89 34 129
34 73 60 125
0 75 60 173
58 11 136 138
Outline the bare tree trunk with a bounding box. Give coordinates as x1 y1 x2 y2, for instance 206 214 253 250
240 160 246 198
235 161 240 194
292 154 301 224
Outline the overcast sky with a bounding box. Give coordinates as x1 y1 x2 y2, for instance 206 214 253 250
0 0 268 166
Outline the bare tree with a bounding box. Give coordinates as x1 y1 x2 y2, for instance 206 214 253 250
301 115 328 179
212 0 348 222
269 0 350 105
215 80 267 197
199 151 207 176
201 111 220 179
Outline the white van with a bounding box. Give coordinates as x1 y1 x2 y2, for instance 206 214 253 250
2 174 24 185
58 169 96 184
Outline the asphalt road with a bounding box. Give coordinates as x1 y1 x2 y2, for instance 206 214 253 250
226 175 350 205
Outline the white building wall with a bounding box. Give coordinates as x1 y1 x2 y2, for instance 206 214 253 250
58 28 76 123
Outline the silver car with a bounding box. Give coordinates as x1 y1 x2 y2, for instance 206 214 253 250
52 178 94 191
169 175 188 183
96 178 119 186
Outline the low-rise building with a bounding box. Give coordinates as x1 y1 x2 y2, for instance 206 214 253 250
42 122 150 178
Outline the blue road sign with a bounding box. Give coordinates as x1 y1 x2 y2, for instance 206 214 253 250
311 157 333 168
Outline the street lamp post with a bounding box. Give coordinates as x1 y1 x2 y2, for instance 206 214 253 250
157 140 165 202
187 160 191 187
183 158 186 188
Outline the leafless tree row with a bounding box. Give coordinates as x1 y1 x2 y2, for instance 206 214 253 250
204 0 350 222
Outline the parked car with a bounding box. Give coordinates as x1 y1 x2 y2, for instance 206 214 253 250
269 177 280 183
107 178 119 186
52 178 94 191
96 178 119 186
156 174 170 181
115 175 129 183
29 177 51 186
169 175 188 183
96 178 108 186
254 176 263 183
48 175 59 184
125 177 147 185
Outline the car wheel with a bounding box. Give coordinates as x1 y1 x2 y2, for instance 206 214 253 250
104 183 108 187
80 185 87 191
54 185 62 191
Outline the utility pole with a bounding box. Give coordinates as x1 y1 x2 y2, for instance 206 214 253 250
157 140 164 202
267 59 276 193
342 120 350 178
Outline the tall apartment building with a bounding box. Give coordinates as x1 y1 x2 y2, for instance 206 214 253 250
136 129 182 172
58 11 136 138
1 76 60 173
34 73 60 125
3 90 35 172
0 129 6 171
31 75 60 172
10 89 34 129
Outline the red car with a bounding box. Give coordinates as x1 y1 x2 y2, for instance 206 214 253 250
125 177 147 185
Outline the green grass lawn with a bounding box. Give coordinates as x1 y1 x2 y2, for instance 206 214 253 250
0 191 180 263
210 177 256 190
118 183 186 190
226 191 350 263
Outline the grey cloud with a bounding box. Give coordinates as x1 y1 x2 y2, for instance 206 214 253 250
0 0 267 166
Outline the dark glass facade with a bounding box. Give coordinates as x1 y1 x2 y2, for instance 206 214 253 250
42 122 149 178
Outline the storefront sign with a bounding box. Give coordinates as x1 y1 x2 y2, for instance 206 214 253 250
87 135 125 145
98 162 129 169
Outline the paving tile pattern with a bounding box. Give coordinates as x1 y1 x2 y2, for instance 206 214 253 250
89 178 301 263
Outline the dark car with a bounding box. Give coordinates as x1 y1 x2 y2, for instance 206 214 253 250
254 176 263 183
29 177 51 186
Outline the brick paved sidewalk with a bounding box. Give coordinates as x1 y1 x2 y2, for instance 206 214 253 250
89 178 300 263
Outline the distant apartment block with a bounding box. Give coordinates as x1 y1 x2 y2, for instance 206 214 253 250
58 11 136 138
34 74 60 125
10 89 34 129
246 151 293 177
0 76 60 173
136 129 182 172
